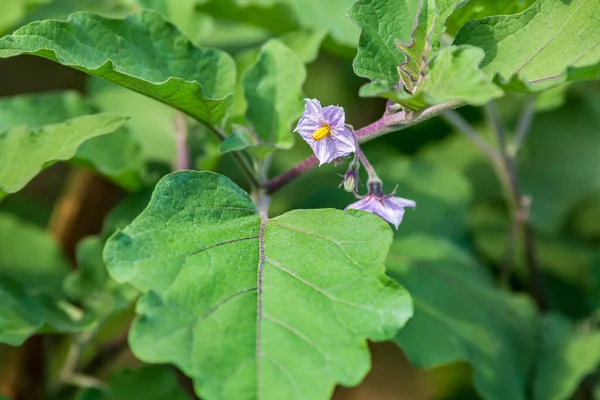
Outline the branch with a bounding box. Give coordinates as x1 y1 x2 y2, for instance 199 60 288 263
485 102 548 311
265 100 463 193
209 125 261 190
513 95 537 154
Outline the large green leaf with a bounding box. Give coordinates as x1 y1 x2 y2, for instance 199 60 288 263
533 314 600 400
0 213 93 345
0 91 144 190
244 39 305 149
0 11 236 125
0 113 127 193
76 366 192 400
350 0 458 95
454 0 600 91
387 235 538 400
104 171 411 400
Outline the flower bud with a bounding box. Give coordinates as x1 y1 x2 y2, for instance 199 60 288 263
339 161 360 193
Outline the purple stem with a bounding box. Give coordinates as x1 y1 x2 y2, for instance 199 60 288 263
265 100 462 193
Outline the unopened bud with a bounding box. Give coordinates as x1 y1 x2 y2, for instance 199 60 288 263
343 175 357 192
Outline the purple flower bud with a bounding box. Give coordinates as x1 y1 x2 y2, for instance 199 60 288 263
294 99 356 165
345 180 416 229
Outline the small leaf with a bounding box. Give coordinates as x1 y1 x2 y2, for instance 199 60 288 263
0 213 93 345
454 0 600 91
244 39 306 149
230 29 324 121
220 125 276 158
0 91 145 190
0 114 127 193
104 171 411 400
395 0 457 92
0 11 236 125
0 277 44 346
350 0 458 96
533 314 600 400
387 235 538 400
415 45 503 105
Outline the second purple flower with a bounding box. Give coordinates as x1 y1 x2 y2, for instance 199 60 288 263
294 99 356 165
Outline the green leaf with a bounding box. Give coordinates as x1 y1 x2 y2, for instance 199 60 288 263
415 45 503 105
65 237 138 319
0 11 236 125
230 29 324 121
76 365 192 400
244 39 306 149
197 0 358 53
446 0 536 35
220 125 275 158
0 277 44 346
470 205 597 289
0 113 127 193
279 28 327 64
387 235 538 400
349 0 422 91
0 213 93 345
0 91 144 190
350 0 458 95
454 0 600 91
104 171 411 400
533 314 600 400
396 0 458 92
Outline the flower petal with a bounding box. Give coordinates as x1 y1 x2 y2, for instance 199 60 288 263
294 117 321 140
303 98 324 123
312 137 339 165
387 196 417 209
331 125 356 154
345 196 372 211
322 105 345 129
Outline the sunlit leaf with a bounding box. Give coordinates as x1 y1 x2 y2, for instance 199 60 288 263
0 11 236 125
0 112 127 193
244 39 306 149
454 0 600 91
104 171 411 400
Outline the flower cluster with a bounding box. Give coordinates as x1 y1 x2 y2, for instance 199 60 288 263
295 99 416 229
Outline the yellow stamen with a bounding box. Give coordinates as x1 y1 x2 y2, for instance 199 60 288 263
312 124 331 141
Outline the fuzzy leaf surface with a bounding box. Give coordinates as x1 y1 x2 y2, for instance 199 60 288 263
0 11 235 125
454 0 600 91
104 171 411 400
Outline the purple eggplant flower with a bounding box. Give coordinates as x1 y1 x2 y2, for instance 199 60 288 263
345 181 416 229
294 99 356 165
